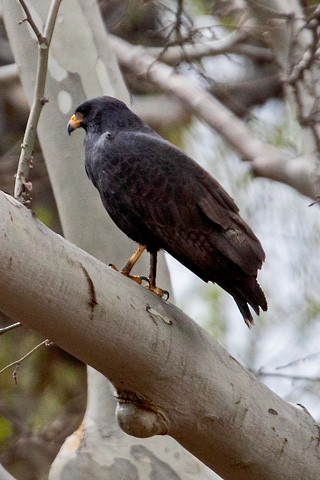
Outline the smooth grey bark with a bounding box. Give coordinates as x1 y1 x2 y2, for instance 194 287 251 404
0 191 319 480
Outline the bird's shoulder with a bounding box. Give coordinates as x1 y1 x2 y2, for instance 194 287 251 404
104 129 239 219
106 127 182 161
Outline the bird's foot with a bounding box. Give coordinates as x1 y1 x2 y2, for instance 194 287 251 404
109 264 169 299
148 285 169 300
144 279 170 300
109 263 144 285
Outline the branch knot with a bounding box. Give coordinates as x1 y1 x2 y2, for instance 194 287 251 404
115 390 169 438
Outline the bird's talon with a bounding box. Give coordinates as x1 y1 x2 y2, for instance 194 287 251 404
109 263 143 284
147 285 170 300
140 276 150 285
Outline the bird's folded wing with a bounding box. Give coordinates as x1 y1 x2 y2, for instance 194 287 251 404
114 131 265 276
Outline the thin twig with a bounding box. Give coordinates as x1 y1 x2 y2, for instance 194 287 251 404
0 322 22 335
146 32 272 65
14 0 62 201
309 195 320 207
0 339 52 382
276 351 320 370
252 370 320 382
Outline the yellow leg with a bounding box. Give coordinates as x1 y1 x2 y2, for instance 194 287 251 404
109 245 146 284
121 245 146 275
110 246 169 298
147 251 169 299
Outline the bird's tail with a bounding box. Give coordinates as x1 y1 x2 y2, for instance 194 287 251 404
219 278 268 328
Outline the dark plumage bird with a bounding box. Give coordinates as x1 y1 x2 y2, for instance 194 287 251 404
68 96 267 326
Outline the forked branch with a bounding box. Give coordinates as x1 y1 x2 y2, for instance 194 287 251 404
14 0 62 201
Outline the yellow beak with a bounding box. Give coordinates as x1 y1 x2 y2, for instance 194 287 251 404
67 113 83 135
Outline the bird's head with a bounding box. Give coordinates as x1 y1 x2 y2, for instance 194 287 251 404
67 96 144 135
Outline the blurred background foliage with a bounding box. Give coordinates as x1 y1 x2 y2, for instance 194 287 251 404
0 1 320 479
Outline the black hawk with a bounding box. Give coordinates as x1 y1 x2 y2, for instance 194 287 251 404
68 96 267 326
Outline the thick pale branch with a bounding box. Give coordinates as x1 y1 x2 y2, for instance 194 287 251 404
110 35 320 200
0 190 319 480
251 154 319 198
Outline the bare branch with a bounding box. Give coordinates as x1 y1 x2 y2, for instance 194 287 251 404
14 0 62 201
18 0 45 44
110 35 270 158
253 371 320 382
245 0 320 154
110 34 320 200
283 8 320 151
276 351 320 370
147 31 273 65
0 339 51 383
